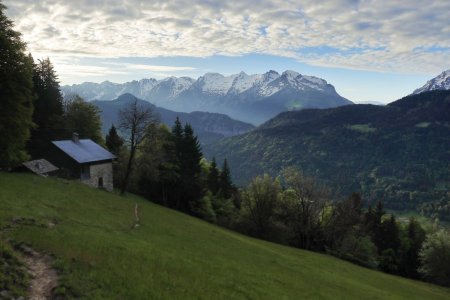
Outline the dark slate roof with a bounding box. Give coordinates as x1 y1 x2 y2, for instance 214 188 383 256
52 139 116 164
22 159 59 175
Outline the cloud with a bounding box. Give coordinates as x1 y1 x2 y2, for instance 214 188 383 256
4 0 450 74
121 64 195 72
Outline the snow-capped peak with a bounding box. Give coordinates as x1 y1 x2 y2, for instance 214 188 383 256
413 69 450 94
282 70 300 79
196 73 237 95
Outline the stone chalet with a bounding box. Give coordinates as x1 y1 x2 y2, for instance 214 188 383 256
49 133 116 191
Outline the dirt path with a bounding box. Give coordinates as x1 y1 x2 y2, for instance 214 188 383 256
22 247 59 300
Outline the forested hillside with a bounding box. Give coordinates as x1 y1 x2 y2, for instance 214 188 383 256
205 90 450 219
93 93 255 145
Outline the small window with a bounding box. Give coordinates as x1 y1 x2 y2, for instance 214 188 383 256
98 177 104 188
81 165 90 179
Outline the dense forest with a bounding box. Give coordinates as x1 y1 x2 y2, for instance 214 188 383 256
1 2 450 288
205 90 450 221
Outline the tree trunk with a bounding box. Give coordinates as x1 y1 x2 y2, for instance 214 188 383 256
120 146 136 195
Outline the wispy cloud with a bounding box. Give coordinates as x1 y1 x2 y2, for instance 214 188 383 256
4 0 450 74
120 64 195 72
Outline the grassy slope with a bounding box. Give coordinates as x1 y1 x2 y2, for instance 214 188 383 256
0 173 449 299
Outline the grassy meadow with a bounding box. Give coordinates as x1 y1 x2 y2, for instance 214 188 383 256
0 172 449 299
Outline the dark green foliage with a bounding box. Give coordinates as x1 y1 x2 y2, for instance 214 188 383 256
136 123 179 207
219 159 234 199
0 3 34 168
64 95 103 144
168 119 204 212
207 157 220 195
191 191 217 223
118 96 157 195
105 125 124 156
332 233 379 269
172 116 183 146
365 201 385 252
28 57 65 157
419 230 450 286
205 90 450 220
399 218 426 278
325 193 364 249
240 174 282 239
279 167 329 250
180 124 203 212
381 215 401 253
403 218 425 278
379 248 399 274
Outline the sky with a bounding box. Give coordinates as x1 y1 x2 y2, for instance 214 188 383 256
4 0 450 103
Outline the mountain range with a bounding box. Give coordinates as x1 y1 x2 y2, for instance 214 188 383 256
92 93 254 145
413 69 450 94
62 70 353 124
204 90 450 219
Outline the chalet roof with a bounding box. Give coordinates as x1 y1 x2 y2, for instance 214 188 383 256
22 159 59 175
52 139 116 164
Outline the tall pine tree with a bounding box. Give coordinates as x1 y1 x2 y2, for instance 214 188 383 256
181 123 203 212
219 159 234 199
105 125 124 156
0 3 34 168
207 157 220 195
28 57 65 157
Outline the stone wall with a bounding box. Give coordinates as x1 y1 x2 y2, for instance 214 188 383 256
80 162 114 192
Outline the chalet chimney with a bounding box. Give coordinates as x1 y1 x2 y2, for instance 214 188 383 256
72 132 79 143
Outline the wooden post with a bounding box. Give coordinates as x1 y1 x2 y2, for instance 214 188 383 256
134 203 140 228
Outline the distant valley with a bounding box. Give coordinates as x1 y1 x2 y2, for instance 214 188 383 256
92 93 255 145
204 90 450 219
63 70 353 124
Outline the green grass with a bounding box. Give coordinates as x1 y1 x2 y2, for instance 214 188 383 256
386 209 450 229
1 172 449 299
0 240 29 298
415 122 431 128
347 124 377 133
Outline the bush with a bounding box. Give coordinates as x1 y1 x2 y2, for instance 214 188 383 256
332 232 379 269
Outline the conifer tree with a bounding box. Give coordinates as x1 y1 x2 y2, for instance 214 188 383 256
28 57 65 157
372 201 386 252
381 215 400 252
182 124 202 177
169 117 184 208
105 125 124 156
401 217 426 278
0 3 34 168
180 123 203 211
219 159 234 199
172 116 183 158
207 157 220 195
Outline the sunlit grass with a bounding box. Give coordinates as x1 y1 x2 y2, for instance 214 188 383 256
1 172 449 299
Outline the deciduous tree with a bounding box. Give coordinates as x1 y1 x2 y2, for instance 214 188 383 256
419 230 450 286
119 96 157 195
64 95 103 144
280 167 329 249
241 174 281 239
